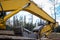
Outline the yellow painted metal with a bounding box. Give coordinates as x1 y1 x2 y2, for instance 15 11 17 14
24 2 55 23
0 0 55 23
40 25 52 34
0 0 29 11
0 18 6 29
4 8 23 21
40 22 58 37
0 0 58 37
0 0 5 2
54 22 59 28
0 24 6 29
40 24 52 37
45 30 52 37
0 0 9 1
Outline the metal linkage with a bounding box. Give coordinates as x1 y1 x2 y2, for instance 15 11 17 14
0 18 6 29
0 3 6 18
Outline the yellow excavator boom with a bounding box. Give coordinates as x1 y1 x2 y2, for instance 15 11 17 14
23 2 55 23
0 0 58 37
0 0 29 11
0 0 55 23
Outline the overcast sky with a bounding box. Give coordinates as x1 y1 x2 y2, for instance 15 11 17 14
8 0 60 25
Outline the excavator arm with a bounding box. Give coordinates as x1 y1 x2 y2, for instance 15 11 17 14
0 0 58 37
23 1 58 37
0 0 55 23
23 2 55 23
0 0 30 29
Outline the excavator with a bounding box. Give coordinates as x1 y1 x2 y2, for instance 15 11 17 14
0 0 59 39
